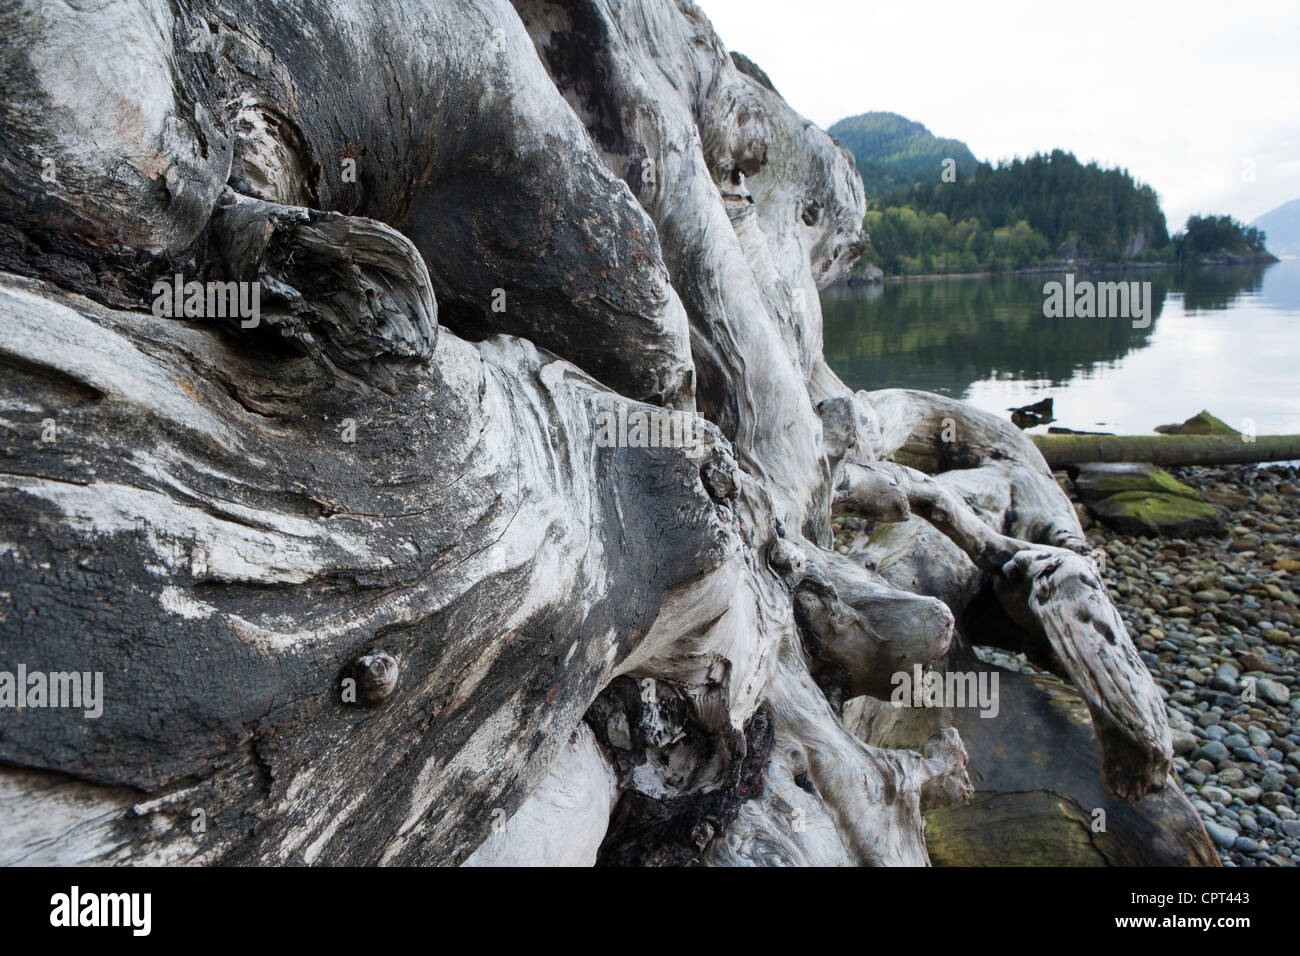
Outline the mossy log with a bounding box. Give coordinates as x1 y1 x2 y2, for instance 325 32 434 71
1033 433 1300 469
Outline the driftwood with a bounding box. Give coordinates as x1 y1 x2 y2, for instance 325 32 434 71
1033 432 1300 469
0 0 1200 866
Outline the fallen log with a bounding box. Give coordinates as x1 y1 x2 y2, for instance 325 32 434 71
1032 433 1300 469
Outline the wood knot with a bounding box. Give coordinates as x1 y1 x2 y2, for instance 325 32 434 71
767 537 806 576
345 652 399 705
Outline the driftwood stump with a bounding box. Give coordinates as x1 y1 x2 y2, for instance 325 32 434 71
0 0 1206 866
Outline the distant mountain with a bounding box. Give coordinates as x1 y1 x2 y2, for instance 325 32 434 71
828 112 979 196
1251 198 1300 258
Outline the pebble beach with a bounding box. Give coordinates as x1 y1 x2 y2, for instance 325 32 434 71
1085 463 1300 866
833 463 1300 866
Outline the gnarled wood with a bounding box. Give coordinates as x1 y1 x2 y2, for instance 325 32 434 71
843 450 1172 800
0 0 1198 866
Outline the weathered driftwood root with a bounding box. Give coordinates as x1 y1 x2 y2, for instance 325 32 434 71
462 724 618 867
0 0 696 408
773 537 956 701
210 189 440 390
700 635 971 867
0 273 742 865
861 388 1090 551
1033 432 1300 468
0 0 1190 866
854 460 1171 800
828 391 1209 859
831 393 1172 801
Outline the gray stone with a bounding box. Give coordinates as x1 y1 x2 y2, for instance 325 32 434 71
1205 821 1239 848
1256 678 1291 706
1194 740 1231 763
1217 767 1245 785
1201 785 1233 805
1261 772 1288 792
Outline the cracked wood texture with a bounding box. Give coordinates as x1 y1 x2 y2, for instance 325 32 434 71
0 0 1203 866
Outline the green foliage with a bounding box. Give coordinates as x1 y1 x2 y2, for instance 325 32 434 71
858 207 1051 276
832 111 1273 276
829 112 979 196
1172 214 1269 260
889 149 1170 260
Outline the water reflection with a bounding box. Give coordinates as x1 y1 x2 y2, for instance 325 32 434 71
821 259 1300 434
821 272 1169 397
1179 265 1267 312
1257 259 1300 312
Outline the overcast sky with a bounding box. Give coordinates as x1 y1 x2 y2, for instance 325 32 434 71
695 0 1300 229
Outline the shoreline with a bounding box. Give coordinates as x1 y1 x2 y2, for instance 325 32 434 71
837 253 1281 286
1078 462 1299 867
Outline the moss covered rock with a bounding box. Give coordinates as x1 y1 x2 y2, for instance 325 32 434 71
1069 461 1202 503
1155 410 1240 436
1068 463 1227 537
1089 490 1227 538
849 668 1219 867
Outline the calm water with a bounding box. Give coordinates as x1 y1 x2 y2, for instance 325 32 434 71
821 258 1300 436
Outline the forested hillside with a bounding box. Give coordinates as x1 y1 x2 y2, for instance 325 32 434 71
829 112 979 195
892 150 1170 260
834 121 1272 276
1174 215 1270 260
